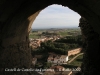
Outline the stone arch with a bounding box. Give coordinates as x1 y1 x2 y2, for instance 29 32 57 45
0 0 100 75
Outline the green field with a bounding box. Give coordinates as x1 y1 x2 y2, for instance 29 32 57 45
29 28 81 39
29 33 40 39
69 54 83 67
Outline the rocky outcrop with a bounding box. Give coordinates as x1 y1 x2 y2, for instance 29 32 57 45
0 0 100 75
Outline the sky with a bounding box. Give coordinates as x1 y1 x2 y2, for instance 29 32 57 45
32 4 81 29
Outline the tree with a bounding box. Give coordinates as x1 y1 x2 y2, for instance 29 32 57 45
43 62 52 68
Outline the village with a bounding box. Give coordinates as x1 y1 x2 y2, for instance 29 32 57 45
29 35 60 49
31 49 82 75
29 28 83 75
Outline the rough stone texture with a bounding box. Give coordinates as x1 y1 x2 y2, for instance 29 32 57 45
79 17 100 75
0 0 100 75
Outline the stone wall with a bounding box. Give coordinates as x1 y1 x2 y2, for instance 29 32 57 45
79 17 100 75
68 48 82 56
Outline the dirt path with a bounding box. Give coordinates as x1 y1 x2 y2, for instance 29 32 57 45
68 53 84 64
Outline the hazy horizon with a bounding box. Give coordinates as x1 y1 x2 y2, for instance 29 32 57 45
32 26 79 29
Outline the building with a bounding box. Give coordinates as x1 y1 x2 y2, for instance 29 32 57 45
47 55 54 63
60 55 69 63
50 65 65 71
68 48 82 56
30 39 41 49
47 55 68 64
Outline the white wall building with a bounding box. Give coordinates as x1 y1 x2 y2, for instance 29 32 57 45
47 55 68 64
47 56 54 63
60 55 68 63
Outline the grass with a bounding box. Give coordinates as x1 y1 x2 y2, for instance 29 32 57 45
58 31 68 37
68 55 76 60
61 64 78 69
29 33 40 39
57 29 81 37
29 28 81 38
68 54 83 67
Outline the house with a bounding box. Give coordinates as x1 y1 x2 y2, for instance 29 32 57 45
29 39 41 49
60 55 68 63
47 55 68 64
50 65 65 71
32 57 37 65
53 55 61 64
47 55 54 63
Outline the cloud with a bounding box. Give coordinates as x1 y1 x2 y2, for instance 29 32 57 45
32 4 81 29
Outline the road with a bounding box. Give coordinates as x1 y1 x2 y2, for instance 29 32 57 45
67 53 84 64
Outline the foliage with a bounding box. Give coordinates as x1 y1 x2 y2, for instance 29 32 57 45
40 41 67 55
43 62 52 69
31 35 83 56
55 35 83 46
61 64 78 68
